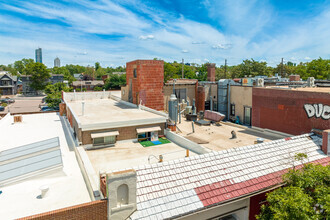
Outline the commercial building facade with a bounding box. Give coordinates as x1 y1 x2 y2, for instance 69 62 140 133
62 91 167 147
253 87 330 135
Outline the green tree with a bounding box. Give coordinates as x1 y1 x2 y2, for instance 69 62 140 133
52 66 75 84
95 62 100 71
45 82 72 108
295 62 308 79
25 62 51 93
65 64 86 75
306 58 330 80
257 161 330 220
104 74 126 90
93 86 103 91
13 58 34 75
84 66 95 80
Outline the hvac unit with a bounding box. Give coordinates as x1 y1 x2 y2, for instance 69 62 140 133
256 78 264 87
307 77 315 87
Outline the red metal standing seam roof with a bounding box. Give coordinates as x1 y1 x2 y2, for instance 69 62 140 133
195 157 329 207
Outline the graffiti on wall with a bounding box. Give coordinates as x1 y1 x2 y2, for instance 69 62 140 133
304 104 330 120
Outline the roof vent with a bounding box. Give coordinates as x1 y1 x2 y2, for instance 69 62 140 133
13 115 22 123
39 185 49 199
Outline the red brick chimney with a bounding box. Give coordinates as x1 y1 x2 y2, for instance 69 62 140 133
196 86 205 112
207 63 216 82
322 129 330 155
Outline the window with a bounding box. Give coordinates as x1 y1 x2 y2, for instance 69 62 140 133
175 88 186 102
244 106 252 126
133 68 137 78
117 184 129 206
93 136 116 145
230 104 235 116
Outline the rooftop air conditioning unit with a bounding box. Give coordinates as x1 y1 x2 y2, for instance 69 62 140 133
256 78 264 87
307 77 315 87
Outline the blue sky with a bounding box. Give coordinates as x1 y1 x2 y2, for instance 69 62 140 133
0 0 329 68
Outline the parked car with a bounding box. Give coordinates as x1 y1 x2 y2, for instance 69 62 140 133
0 106 4 111
1 98 15 104
39 103 48 109
41 106 59 112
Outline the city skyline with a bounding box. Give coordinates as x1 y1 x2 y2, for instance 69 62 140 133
0 0 329 68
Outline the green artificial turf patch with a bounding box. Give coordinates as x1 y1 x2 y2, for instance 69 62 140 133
139 137 171 147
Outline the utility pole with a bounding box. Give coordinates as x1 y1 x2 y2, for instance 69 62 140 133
224 59 227 79
281 58 284 77
182 58 184 78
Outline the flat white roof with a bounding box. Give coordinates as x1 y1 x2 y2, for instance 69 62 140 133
0 113 91 219
85 141 197 173
66 98 167 131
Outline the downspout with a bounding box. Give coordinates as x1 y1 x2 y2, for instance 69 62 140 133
227 82 231 120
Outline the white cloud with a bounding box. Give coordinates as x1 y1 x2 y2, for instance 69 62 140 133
139 35 155 40
192 41 205 44
0 0 329 68
304 57 311 60
212 44 232 50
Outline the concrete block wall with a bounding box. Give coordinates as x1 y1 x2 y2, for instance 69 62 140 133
253 88 330 135
126 60 164 111
18 200 108 220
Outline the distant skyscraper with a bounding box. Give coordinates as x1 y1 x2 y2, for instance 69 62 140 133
35 48 42 63
54 57 60 67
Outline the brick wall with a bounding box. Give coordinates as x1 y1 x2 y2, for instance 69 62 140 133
81 123 166 145
249 190 271 220
126 60 164 111
100 175 107 198
196 86 205 112
289 75 300 81
253 88 330 135
19 200 107 220
207 63 216 82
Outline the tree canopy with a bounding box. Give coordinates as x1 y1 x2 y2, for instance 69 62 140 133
25 62 51 92
45 82 72 108
1 57 329 88
104 74 126 90
257 162 330 220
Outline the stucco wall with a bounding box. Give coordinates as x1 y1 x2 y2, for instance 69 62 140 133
121 85 129 102
230 86 253 123
163 84 196 111
204 84 218 102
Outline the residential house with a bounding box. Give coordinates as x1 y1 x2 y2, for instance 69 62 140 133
21 74 64 95
0 71 18 95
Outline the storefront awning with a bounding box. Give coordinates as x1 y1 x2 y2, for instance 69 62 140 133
91 131 119 138
136 126 161 133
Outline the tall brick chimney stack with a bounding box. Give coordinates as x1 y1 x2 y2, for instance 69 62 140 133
207 63 216 82
322 129 330 155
